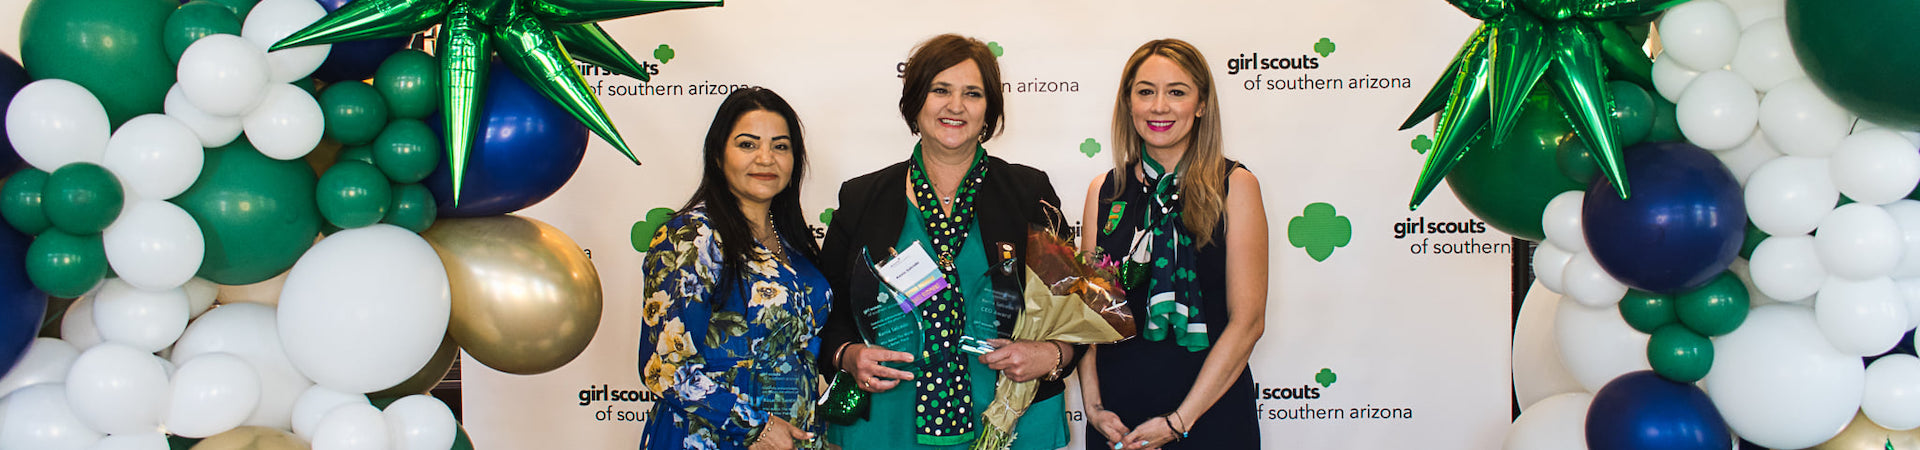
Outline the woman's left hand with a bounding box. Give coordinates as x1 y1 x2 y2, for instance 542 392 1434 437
979 339 1059 382
1117 415 1179 450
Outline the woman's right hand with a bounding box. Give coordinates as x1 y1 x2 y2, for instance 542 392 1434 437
748 416 813 450
842 344 915 392
1088 408 1132 445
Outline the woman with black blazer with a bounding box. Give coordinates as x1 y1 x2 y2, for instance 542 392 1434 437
815 33 1084 450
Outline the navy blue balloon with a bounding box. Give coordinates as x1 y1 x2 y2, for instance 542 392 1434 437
424 62 587 217
1583 142 1745 294
309 0 408 82
0 51 33 178
0 219 46 379
1586 371 1733 450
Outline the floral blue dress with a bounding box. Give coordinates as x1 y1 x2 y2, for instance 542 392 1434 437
639 203 831 450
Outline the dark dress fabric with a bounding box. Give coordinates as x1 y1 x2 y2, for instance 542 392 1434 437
1086 162 1260 449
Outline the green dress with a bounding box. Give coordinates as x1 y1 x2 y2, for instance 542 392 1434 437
824 208 1068 450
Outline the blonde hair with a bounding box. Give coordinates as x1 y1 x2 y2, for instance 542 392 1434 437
1109 39 1229 247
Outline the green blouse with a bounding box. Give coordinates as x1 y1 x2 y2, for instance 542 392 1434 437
824 206 1068 450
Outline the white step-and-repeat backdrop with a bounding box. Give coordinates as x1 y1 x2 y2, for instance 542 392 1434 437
0 1 1513 449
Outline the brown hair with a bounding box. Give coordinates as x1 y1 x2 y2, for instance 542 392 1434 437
899 34 1005 142
1109 39 1229 248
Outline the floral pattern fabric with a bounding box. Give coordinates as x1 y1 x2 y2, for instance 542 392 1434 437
639 203 831 450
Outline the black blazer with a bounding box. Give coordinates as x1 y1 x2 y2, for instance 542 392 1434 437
816 155 1087 404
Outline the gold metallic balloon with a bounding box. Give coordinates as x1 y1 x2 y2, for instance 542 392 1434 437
370 331 459 398
424 215 602 375
191 426 310 450
1813 410 1920 450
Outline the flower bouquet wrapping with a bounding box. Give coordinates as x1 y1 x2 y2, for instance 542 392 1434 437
970 226 1137 450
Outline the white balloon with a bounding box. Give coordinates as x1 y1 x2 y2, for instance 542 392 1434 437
1731 19 1804 92
184 278 218 320
383 395 455 450
88 431 167 450
1554 294 1650 393
241 0 332 84
1513 282 1584 409
312 403 391 450
64 343 169 435
278 225 450 394
1831 129 1920 206
6 79 110 172
1745 156 1838 236
1898 277 1920 330
1729 258 1785 307
101 115 204 201
90 279 189 353
1659 0 1742 70
1677 70 1761 150
1541 190 1587 254
1719 0 1785 27
1816 276 1911 356
1760 78 1854 157
1561 252 1626 308
163 85 242 148
175 35 270 118
61 295 103 351
0 338 79 400
243 84 323 160
1863 354 1920 431
1652 53 1702 103
216 269 289 306
292 384 369 440
173 303 313 430
102 201 205 291
1532 244 1574 294
1749 235 1826 302
1714 129 1782 185
1816 203 1904 280
165 352 262 438
0 384 104 450
1705 304 1865 449
1502 392 1591 450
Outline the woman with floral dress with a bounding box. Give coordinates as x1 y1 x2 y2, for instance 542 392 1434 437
640 87 828 450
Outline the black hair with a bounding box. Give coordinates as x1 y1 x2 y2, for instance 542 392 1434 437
680 86 820 309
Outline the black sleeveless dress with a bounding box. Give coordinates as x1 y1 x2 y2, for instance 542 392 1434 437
1086 161 1260 449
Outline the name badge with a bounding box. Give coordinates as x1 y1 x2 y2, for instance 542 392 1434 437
876 242 948 311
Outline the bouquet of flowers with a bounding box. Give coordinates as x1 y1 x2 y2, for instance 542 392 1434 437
971 225 1136 450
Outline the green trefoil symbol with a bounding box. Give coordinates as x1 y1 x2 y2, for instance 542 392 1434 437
1287 202 1352 262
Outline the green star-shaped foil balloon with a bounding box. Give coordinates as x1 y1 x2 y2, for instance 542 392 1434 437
272 0 721 204
1400 0 1681 209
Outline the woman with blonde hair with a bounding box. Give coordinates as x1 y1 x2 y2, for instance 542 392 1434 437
1077 38 1269 450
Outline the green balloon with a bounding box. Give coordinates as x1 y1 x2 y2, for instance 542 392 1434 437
166 434 200 450
1607 80 1654 147
203 0 257 19
1444 89 1586 241
453 424 473 450
375 50 441 120
25 230 108 298
1557 136 1599 185
384 183 437 233
1740 221 1767 260
1 169 52 236
1617 289 1677 334
163 1 242 64
373 119 442 184
1786 0 1920 130
1645 95 1682 143
320 81 392 146
1647 323 1714 383
20 0 177 126
1677 271 1750 337
317 161 393 229
338 145 378 166
43 163 124 235
293 77 319 97
175 142 322 285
